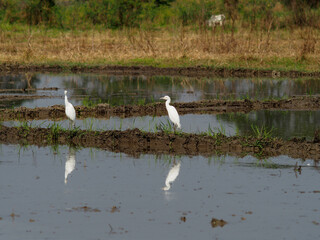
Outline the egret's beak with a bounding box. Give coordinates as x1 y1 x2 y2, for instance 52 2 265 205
160 97 165 100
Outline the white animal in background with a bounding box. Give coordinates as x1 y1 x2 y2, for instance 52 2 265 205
65 148 76 184
162 161 181 191
207 14 226 27
64 90 76 127
160 95 181 130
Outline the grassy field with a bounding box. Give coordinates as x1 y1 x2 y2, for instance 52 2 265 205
0 23 319 72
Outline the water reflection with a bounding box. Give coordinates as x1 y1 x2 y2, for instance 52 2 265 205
162 161 181 191
65 148 76 184
2 73 320 108
2 145 320 239
0 73 39 90
218 110 320 140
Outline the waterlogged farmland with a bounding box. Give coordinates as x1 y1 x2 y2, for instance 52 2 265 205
1 73 320 108
3 110 320 140
1 73 320 239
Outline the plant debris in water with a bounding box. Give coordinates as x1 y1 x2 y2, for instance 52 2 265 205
67 206 101 213
211 218 227 228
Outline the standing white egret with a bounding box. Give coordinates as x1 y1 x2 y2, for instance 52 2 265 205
64 90 76 128
162 161 181 191
65 148 76 184
160 95 181 130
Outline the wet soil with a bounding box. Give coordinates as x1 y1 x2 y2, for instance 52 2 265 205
0 94 56 102
1 63 320 78
1 125 319 160
0 87 58 93
1 95 320 121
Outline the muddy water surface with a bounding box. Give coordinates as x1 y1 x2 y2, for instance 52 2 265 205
1 73 320 108
0 144 319 240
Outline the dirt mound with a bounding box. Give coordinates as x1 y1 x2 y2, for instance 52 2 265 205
1 96 320 121
1 125 320 160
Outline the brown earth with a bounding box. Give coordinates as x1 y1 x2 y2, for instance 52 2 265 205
0 94 56 102
1 95 320 121
0 87 58 93
0 64 320 78
0 125 319 160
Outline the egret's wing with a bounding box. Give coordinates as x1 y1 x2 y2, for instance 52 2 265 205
168 106 180 127
66 103 76 121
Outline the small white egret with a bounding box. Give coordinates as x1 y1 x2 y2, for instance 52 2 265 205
163 161 181 191
65 148 76 184
64 90 76 127
160 95 181 130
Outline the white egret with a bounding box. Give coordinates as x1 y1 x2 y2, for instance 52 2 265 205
160 95 181 130
162 161 181 191
65 148 76 184
64 90 76 127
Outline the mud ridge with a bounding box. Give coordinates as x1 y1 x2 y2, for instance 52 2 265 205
1 64 320 78
1 96 320 121
1 125 320 160
0 87 58 93
0 95 57 102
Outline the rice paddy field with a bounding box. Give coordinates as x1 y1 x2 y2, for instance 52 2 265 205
0 72 320 239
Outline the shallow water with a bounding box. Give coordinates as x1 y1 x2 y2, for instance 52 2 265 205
0 144 319 240
1 73 320 108
4 110 320 140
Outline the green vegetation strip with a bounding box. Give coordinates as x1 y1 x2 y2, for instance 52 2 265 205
0 125 319 160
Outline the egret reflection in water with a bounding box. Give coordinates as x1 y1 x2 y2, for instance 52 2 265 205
162 161 181 191
65 148 76 184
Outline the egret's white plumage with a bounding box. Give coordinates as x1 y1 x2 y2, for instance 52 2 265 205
160 95 181 130
65 148 76 184
64 90 76 127
163 161 181 191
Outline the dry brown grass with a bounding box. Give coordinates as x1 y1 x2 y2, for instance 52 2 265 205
0 25 319 71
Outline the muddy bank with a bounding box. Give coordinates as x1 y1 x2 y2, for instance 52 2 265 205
1 125 319 160
1 96 320 121
0 94 56 102
0 87 58 93
1 63 320 78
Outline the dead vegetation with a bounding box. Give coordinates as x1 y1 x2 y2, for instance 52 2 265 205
0 26 319 71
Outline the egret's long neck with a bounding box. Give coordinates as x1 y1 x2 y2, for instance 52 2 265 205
65 94 68 105
165 99 171 108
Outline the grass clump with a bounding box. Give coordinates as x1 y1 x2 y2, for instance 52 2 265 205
156 119 182 135
251 124 275 140
47 122 64 143
68 126 83 139
241 124 276 158
17 121 33 137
